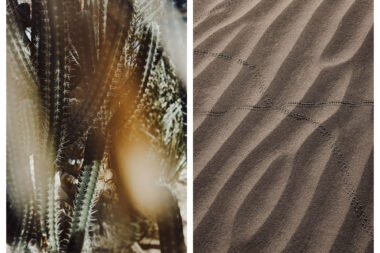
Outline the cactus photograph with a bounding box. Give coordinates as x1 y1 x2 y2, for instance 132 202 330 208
6 0 187 252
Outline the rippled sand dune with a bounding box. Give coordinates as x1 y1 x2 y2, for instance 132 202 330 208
193 0 373 252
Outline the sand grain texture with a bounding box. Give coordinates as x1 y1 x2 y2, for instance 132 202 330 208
193 0 373 252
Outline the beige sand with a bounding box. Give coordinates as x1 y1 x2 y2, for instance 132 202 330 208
193 0 373 252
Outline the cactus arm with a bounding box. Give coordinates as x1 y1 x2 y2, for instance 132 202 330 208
6 0 39 87
70 0 132 142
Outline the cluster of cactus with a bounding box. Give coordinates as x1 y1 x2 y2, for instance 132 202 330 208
7 0 186 252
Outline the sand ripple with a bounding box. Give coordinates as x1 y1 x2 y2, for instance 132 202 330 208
194 0 373 252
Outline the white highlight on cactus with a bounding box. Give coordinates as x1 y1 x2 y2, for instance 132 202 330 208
29 154 37 197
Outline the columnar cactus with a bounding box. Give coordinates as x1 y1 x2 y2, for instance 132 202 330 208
7 0 187 252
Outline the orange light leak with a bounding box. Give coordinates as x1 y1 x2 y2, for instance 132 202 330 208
115 124 166 218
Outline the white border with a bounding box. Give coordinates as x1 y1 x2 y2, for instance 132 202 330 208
186 0 194 252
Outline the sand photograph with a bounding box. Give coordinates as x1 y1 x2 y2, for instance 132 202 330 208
194 0 373 252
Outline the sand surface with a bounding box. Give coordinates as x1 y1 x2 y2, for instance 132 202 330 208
193 0 373 252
